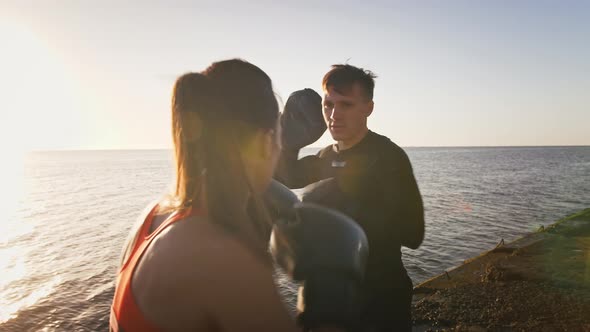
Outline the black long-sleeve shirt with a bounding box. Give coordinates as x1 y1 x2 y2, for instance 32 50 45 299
274 130 424 293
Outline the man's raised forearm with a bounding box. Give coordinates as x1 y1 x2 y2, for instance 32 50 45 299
274 148 323 189
274 148 301 188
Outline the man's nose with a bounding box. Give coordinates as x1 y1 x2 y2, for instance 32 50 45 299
329 107 343 121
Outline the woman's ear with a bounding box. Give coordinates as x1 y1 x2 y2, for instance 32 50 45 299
260 129 275 160
244 129 274 161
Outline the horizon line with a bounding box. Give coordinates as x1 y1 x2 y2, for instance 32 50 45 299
27 144 590 153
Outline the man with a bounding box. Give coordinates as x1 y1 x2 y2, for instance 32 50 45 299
275 64 424 331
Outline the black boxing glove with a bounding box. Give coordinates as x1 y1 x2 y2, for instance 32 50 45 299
280 88 326 151
300 177 360 219
269 202 368 331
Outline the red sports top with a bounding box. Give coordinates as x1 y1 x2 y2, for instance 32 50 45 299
110 205 202 332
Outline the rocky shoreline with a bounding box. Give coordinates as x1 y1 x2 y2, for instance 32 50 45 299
412 208 590 331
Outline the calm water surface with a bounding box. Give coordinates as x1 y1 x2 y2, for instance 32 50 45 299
1 146 588 330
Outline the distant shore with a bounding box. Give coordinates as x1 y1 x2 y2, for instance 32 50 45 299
412 208 590 331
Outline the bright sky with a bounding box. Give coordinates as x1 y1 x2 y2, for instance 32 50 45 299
0 0 588 151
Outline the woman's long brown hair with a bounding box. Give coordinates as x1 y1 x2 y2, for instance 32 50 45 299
164 59 279 260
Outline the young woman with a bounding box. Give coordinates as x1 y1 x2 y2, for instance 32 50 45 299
110 59 308 331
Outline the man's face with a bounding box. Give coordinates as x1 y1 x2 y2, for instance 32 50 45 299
322 83 373 144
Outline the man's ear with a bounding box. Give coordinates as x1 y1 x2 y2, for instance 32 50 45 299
365 100 374 117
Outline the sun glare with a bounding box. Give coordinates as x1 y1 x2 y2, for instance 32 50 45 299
0 21 41 321
0 20 34 236
0 21 42 154
0 20 84 153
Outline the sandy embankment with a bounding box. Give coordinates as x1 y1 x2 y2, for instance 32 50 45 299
412 208 590 331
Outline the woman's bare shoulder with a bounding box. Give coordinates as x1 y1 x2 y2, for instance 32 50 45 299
144 215 270 290
136 216 297 331
162 216 256 261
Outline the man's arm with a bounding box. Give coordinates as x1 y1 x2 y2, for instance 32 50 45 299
382 147 425 249
274 148 323 189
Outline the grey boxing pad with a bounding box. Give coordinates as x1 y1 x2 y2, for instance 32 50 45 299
281 88 326 150
265 179 300 221
265 180 300 273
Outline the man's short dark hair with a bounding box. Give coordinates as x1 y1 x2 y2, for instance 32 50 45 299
322 64 377 100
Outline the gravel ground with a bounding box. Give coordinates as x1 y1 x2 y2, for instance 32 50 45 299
412 209 590 331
